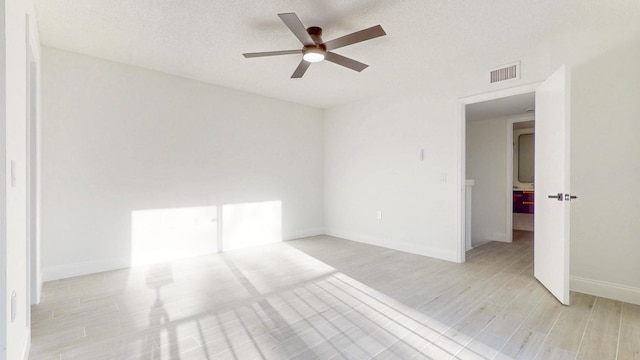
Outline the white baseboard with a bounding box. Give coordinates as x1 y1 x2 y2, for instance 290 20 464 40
284 228 325 241
43 229 326 281
325 228 458 262
21 330 31 360
43 258 130 281
32 270 43 305
571 276 640 305
470 240 492 248
36 271 43 303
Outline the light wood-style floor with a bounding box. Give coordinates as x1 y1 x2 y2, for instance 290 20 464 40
30 232 640 359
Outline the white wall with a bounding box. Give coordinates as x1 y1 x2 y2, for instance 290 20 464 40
569 35 640 304
41 47 324 280
324 6 640 303
0 2 6 351
2 0 41 358
324 89 461 261
323 42 550 263
466 117 507 246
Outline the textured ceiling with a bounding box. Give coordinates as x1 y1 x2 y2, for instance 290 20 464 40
34 0 628 108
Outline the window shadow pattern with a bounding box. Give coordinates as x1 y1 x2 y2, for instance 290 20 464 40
28 233 605 360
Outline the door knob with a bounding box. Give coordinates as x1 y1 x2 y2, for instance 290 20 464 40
548 193 563 201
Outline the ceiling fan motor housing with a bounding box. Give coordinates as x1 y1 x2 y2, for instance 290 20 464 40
306 26 324 44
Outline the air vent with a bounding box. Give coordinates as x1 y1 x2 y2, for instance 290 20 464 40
489 61 520 83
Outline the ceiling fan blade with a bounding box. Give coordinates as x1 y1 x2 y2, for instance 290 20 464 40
291 60 311 78
323 25 386 51
324 52 368 72
278 13 315 46
243 50 301 58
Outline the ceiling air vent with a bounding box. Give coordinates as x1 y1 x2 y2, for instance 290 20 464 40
489 61 520 84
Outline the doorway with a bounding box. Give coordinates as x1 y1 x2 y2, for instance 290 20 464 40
511 118 535 246
459 66 572 305
464 91 535 249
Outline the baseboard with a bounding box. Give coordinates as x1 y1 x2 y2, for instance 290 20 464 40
571 276 640 305
36 271 43 304
43 229 326 281
284 228 325 241
43 258 130 281
21 330 31 360
470 240 492 248
325 228 458 262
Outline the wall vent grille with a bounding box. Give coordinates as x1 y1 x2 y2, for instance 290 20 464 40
489 62 520 83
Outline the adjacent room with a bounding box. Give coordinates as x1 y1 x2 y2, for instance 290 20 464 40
2 1 640 359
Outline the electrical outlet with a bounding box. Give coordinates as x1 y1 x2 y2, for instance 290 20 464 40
376 211 382 220
440 173 448 183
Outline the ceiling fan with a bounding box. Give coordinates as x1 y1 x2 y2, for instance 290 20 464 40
243 13 386 78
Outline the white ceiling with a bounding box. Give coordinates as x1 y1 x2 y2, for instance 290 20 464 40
466 92 535 122
34 0 621 108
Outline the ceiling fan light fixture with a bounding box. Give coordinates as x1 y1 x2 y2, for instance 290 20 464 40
303 47 326 63
243 13 386 78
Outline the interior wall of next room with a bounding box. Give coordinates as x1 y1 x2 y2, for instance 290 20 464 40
466 117 508 247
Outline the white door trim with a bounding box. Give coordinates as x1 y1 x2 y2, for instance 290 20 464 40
26 17 42 306
457 82 542 263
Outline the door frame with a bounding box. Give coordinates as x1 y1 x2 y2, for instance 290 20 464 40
26 17 42 305
506 115 536 242
457 82 541 263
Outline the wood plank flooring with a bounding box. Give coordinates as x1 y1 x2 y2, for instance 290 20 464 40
29 231 640 359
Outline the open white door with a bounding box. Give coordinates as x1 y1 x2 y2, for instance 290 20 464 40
534 65 571 305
